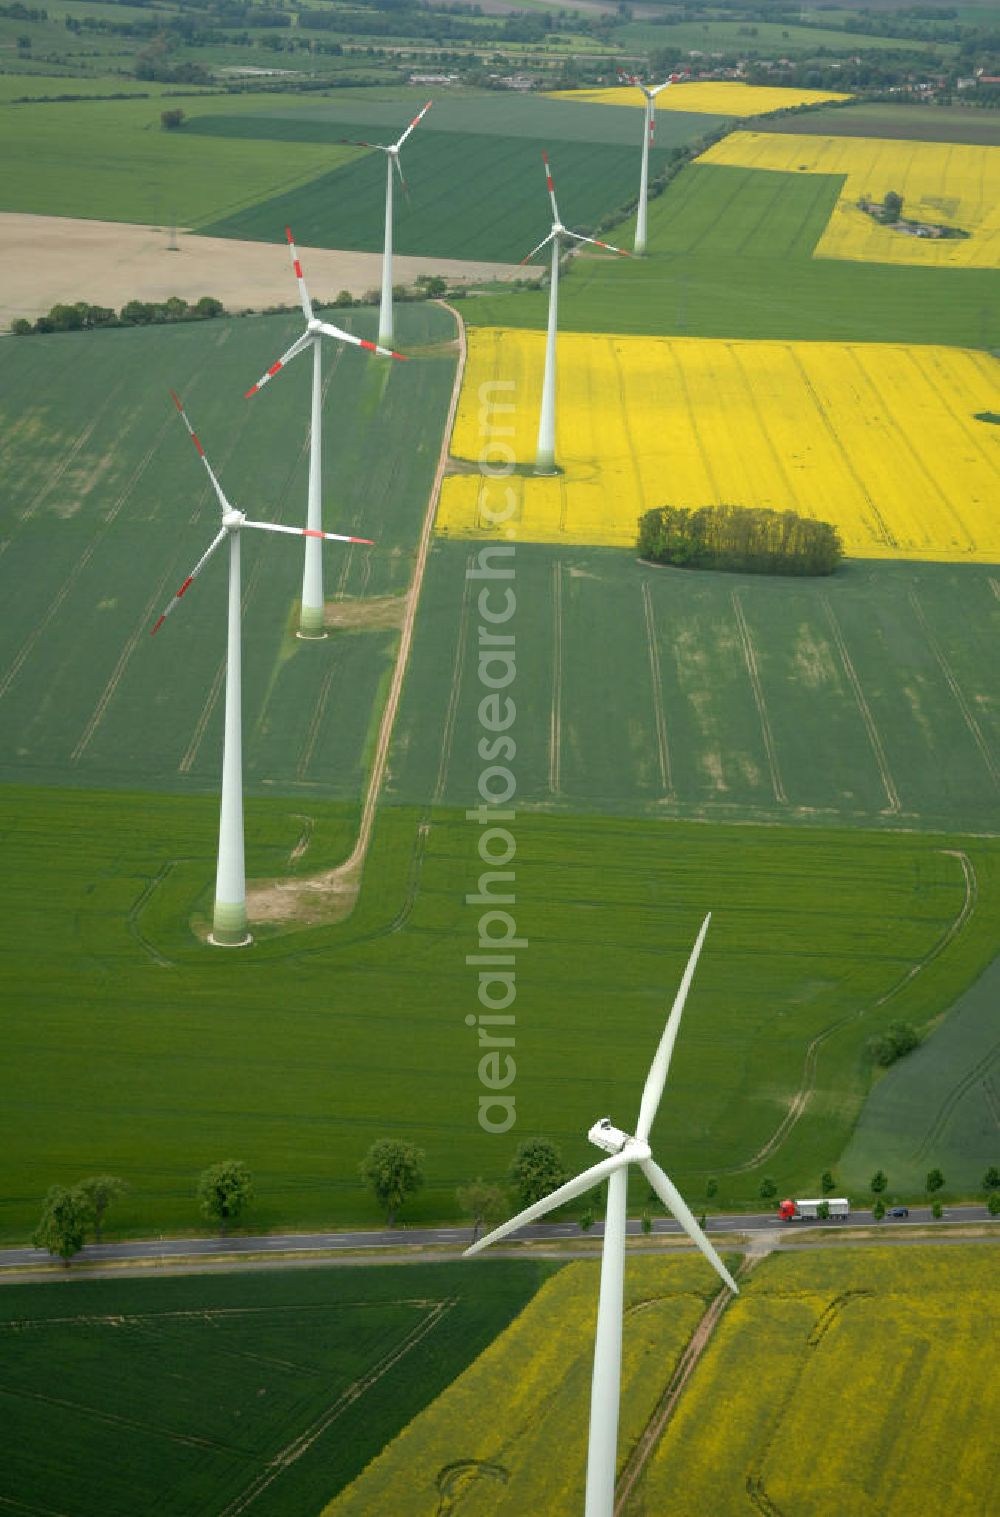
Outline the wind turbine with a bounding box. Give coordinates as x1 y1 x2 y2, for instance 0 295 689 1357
521 152 630 474
151 391 373 947
465 913 737 1517
618 70 686 256
344 101 433 349
244 227 405 640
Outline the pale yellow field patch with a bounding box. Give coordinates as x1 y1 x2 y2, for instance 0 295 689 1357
437 327 1000 562
548 83 851 116
698 130 1000 268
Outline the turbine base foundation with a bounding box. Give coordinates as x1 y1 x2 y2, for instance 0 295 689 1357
295 629 328 642
208 931 253 949
298 604 326 639
212 900 251 948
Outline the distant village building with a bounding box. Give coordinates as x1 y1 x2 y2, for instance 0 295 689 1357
408 73 459 85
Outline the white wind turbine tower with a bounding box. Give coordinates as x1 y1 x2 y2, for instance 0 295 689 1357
152 391 373 947
521 151 630 474
245 227 405 640
344 100 433 348
465 913 738 1517
618 69 685 256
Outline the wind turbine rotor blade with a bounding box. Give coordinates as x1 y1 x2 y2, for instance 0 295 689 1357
635 912 712 1142
641 1158 739 1294
540 149 561 225
243 331 312 398
388 153 409 203
315 321 407 361
564 230 631 257
169 390 232 516
394 97 433 150
150 526 227 634
520 230 555 267
285 225 313 323
341 138 389 150
243 519 374 546
464 1152 629 1258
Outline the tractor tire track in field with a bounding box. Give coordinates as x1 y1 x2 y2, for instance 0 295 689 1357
0 402 178 709
908 589 999 789
821 593 900 814
218 1298 458 1517
726 849 977 1176
915 1036 1000 1162
433 554 474 803
549 559 564 798
71 562 176 762
641 580 673 798
0 1380 243 1455
0 1493 73 1517
785 347 897 549
19 372 130 525
615 1258 758 1515
296 661 338 781
731 591 786 804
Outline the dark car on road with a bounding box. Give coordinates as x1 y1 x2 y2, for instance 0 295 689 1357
886 1206 909 1218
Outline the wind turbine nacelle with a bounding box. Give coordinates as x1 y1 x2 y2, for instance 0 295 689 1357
588 1118 632 1154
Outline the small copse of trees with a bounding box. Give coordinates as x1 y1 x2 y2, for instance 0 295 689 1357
638 504 843 577
869 1020 921 1068
12 295 224 337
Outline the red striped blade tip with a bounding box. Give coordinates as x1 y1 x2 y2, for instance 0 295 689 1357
151 615 165 635
169 388 183 411
285 226 295 243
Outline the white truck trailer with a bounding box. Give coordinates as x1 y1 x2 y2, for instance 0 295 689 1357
778 1197 850 1221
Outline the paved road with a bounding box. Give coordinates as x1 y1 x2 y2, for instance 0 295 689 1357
2 1206 995 1271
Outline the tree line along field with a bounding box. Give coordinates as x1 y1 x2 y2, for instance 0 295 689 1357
439 328 1000 560
0 785 997 1240
393 543 1000 833
0 1259 557 1517
326 1246 1000 1516
0 85 722 253
0 307 456 796
466 160 1000 348
755 100 1000 146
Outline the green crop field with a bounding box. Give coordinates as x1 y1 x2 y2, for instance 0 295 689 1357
839 954 1000 1195
192 93 722 262
466 162 1000 348
327 1246 999 1516
0 305 456 796
0 1259 557 1516
755 100 1000 145
394 543 1000 833
0 84 722 236
198 128 675 264
637 1246 1000 1516
1 781 997 1240
0 91 371 228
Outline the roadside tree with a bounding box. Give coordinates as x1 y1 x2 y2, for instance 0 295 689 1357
33 1186 90 1265
78 1175 127 1242
197 1161 254 1236
360 1140 425 1226
508 1138 567 1208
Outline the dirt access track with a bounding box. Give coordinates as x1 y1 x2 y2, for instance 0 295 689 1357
0 212 528 326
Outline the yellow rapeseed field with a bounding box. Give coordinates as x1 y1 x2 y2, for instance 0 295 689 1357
698 129 1000 267
323 1256 717 1517
437 327 1000 562
641 1246 1000 1516
548 82 851 115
